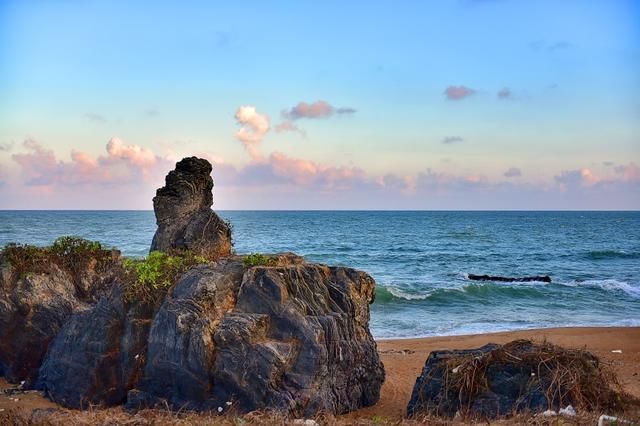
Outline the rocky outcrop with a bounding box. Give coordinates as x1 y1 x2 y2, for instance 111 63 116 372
150 157 232 258
407 340 622 420
36 254 384 415
2 157 384 417
0 252 120 386
468 274 551 283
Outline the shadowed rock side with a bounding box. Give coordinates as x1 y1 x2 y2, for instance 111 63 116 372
37 255 384 416
0 254 120 386
37 285 154 407
150 157 232 258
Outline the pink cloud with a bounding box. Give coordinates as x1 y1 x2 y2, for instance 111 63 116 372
234 106 270 161
614 162 640 182
268 151 366 187
444 85 476 101
282 100 356 120
275 120 305 136
106 137 156 169
11 138 169 188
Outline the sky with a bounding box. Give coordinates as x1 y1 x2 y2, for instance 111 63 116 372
0 0 638 210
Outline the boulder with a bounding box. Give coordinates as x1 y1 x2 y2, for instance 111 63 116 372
150 157 232 258
0 252 119 386
38 254 384 416
407 340 623 420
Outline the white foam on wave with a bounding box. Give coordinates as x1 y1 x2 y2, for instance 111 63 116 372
386 286 434 300
561 279 640 298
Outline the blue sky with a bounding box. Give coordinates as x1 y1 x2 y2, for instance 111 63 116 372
0 0 638 209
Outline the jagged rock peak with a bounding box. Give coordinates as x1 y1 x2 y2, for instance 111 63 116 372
150 157 232 257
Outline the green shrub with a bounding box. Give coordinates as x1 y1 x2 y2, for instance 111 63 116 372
50 236 103 257
243 253 276 267
1 243 49 277
1 236 114 280
123 251 208 303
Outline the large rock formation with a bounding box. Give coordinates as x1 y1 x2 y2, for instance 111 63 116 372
0 247 120 386
0 157 385 416
150 157 232 258
37 254 384 415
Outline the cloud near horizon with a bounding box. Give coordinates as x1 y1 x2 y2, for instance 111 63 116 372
4 133 638 209
10 138 169 188
442 136 464 144
504 167 522 178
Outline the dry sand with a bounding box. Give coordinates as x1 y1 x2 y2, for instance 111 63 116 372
1 326 639 422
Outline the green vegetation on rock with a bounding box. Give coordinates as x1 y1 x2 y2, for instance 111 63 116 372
1 236 116 279
243 253 276 267
123 251 208 303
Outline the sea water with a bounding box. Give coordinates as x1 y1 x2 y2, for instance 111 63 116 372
1 210 638 338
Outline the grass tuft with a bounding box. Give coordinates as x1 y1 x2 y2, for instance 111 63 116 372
123 251 208 304
243 253 276 268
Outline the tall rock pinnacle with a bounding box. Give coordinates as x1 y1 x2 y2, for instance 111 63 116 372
150 157 232 257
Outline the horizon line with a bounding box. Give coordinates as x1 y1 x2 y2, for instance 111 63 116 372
0 209 638 213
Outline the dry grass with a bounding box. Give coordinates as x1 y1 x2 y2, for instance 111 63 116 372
2 406 639 426
438 339 636 418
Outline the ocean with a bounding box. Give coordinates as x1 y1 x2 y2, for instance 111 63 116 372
1 210 638 339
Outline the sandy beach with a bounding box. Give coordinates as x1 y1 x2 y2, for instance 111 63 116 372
2 326 638 423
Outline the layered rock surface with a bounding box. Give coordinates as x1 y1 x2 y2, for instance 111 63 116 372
150 157 232 258
0 251 120 385
36 254 384 415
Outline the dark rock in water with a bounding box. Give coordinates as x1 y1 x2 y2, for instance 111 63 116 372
38 254 384 416
0 254 119 386
468 274 551 283
407 340 612 420
150 157 232 258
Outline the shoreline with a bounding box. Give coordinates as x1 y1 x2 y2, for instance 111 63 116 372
2 326 639 422
353 326 640 420
373 323 640 342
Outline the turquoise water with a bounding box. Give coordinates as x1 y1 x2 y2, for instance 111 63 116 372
1 210 639 338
